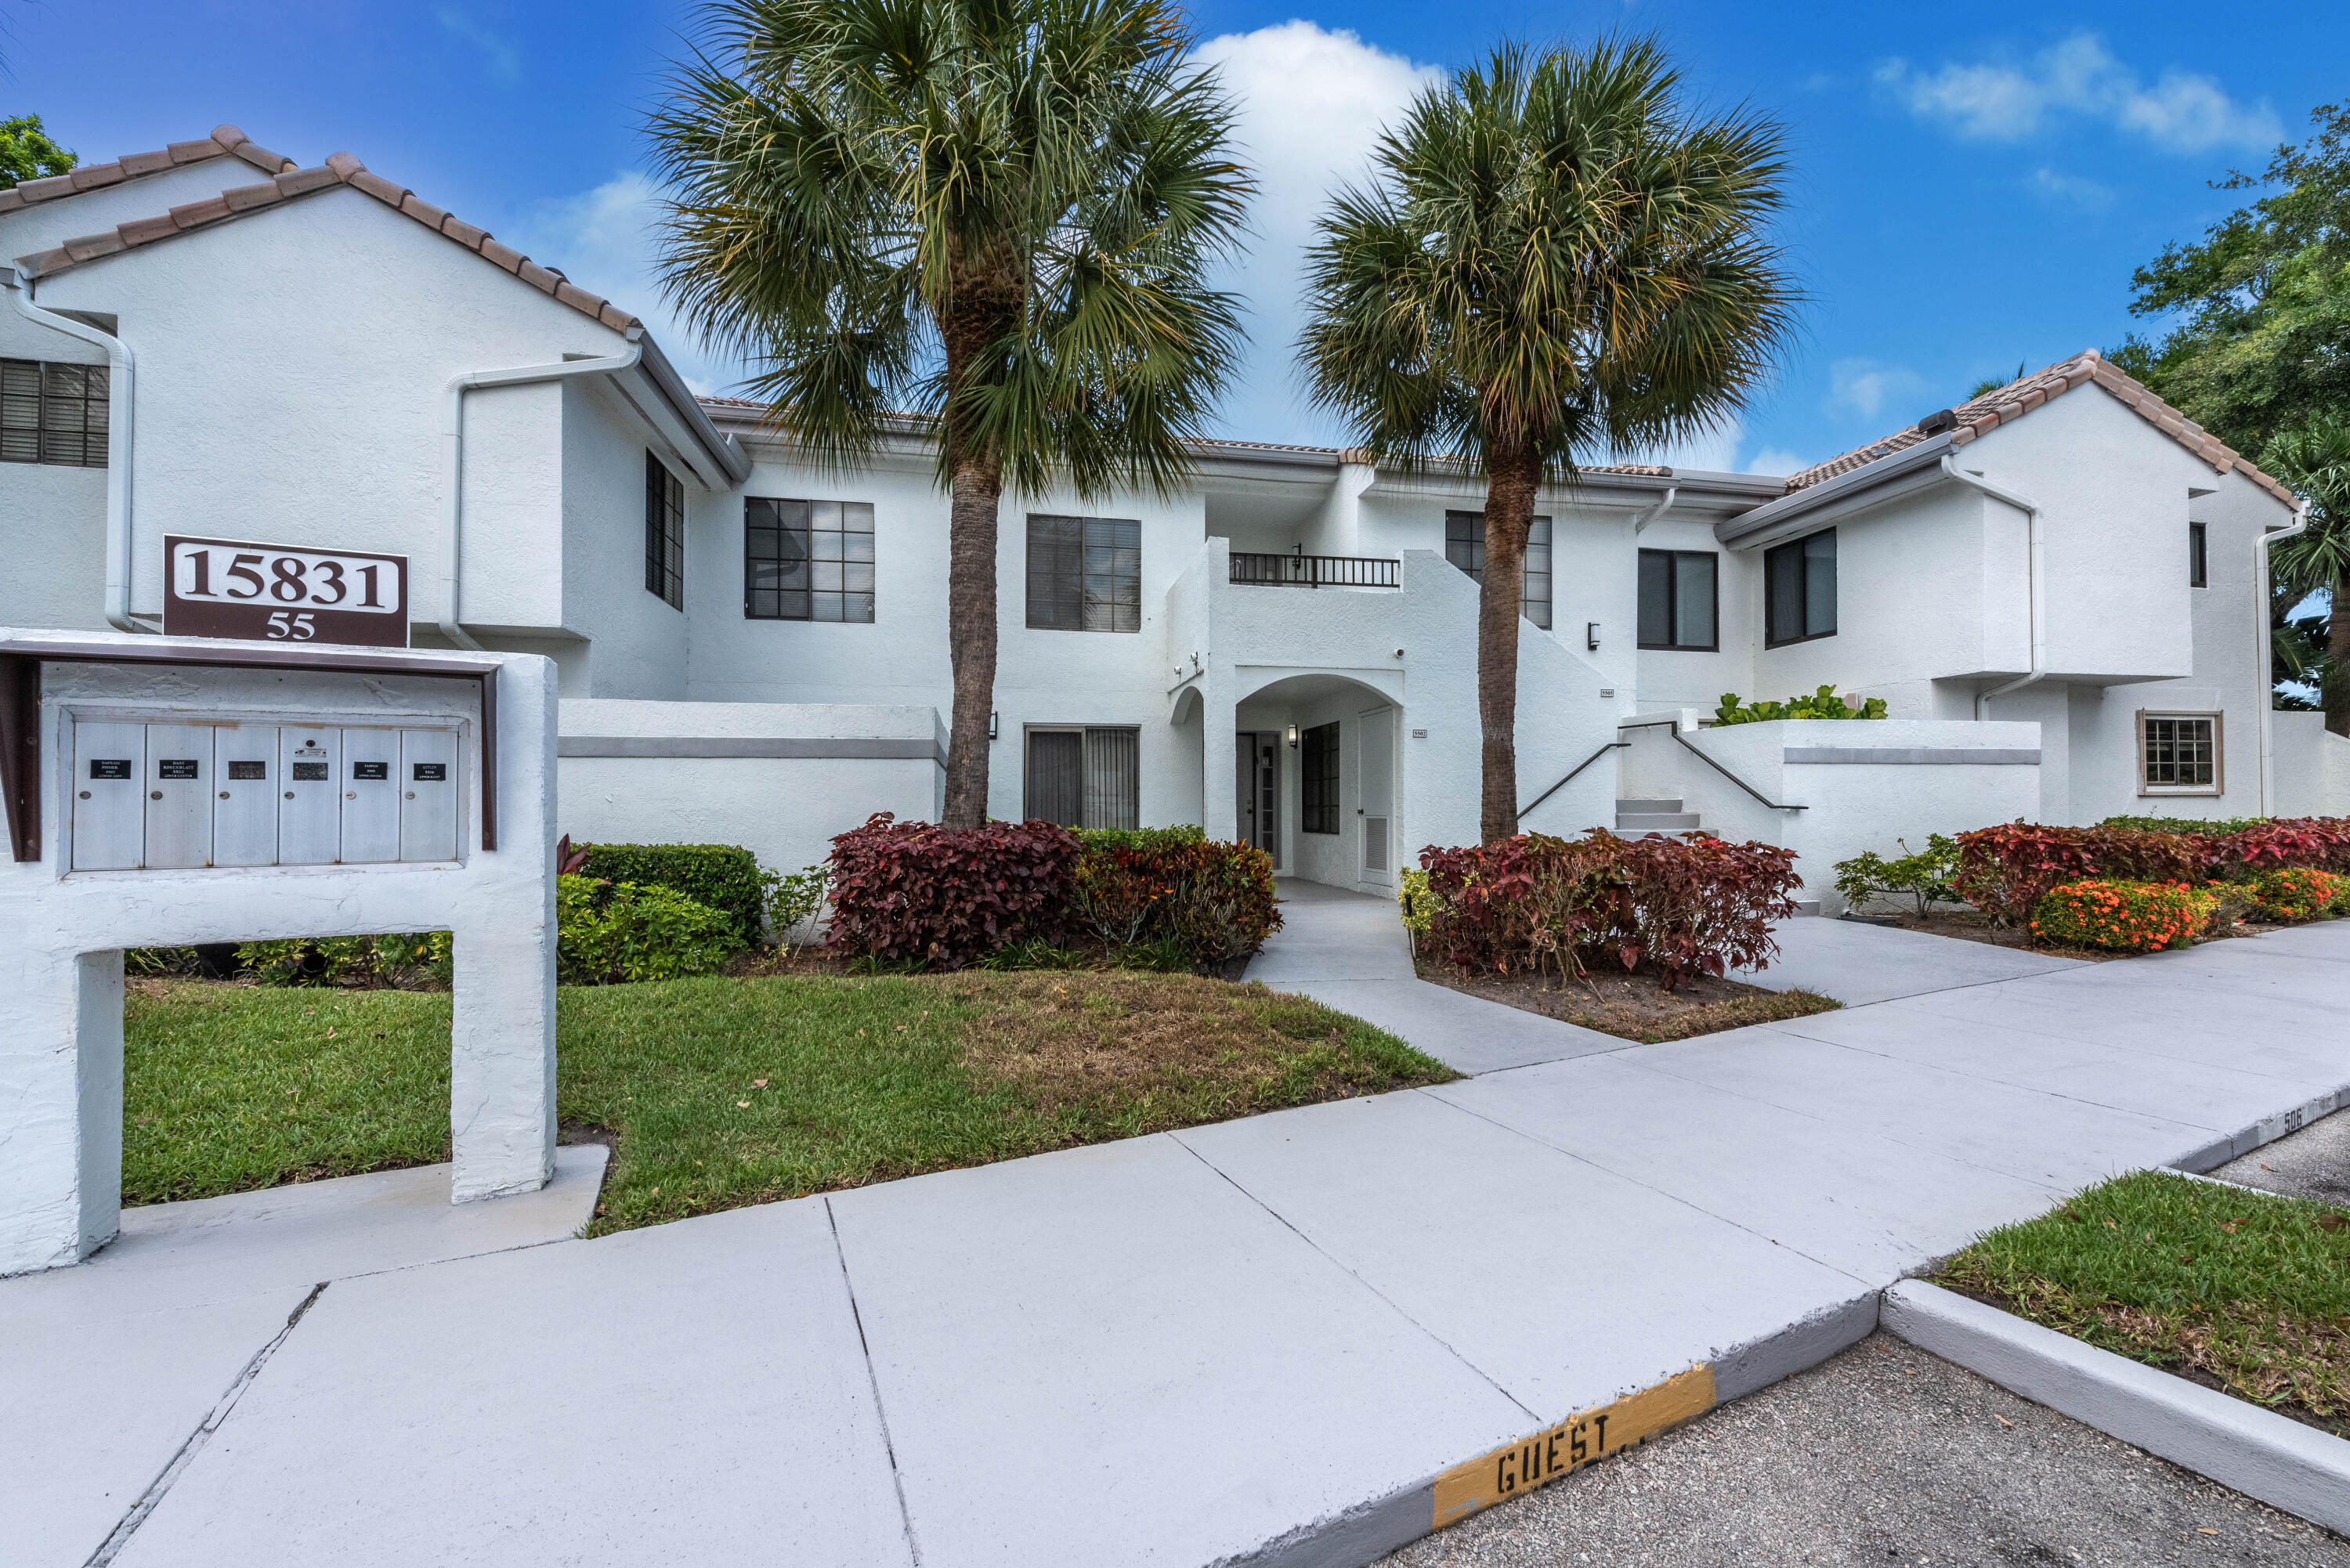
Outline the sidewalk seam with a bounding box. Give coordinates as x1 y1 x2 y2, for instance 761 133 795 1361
825 1194 924 1568
1166 1131 1543 1427
83 1279 329 1567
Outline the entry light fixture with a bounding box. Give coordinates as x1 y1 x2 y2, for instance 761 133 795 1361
1285 724 1299 748
1585 622 1601 652
989 711 1000 740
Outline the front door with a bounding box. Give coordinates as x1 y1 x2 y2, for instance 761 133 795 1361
1358 706 1394 882
1234 732 1279 865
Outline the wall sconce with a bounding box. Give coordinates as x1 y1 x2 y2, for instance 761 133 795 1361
1585 622 1601 652
1285 724 1299 748
989 711 1000 740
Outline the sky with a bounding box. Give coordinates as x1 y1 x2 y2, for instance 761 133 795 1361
5 0 2344 476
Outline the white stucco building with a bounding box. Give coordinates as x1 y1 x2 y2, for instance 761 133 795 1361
5 126 2343 906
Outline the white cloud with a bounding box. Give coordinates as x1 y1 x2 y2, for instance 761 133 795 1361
1191 20 1444 443
1874 32 2279 154
1825 359 1927 425
503 171 745 397
435 5 522 84
1745 447 1810 478
2026 167 2115 209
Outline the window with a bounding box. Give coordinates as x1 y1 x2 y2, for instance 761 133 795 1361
644 453 684 610
1024 726 1139 828
1027 515 1141 632
2189 522 2207 588
2139 711 2222 794
744 498 876 622
1444 511 1552 627
1764 528 1836 646
1637 549 1719 650
1300 721 1341 834
2 358 108 468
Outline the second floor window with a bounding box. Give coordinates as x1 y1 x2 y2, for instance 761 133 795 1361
1444 511 1552 628
1300 721 1341 834
1637 549 1719 650
3 357 108 468
745 498 876 622
1764 528 1836 646
645 453 684 609
1027 515 1141 632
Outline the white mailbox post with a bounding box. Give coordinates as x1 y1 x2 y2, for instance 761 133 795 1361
0 628 559 1277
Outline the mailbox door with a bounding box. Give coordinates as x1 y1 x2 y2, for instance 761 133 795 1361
340 727 401 864
400 728 459 862
279 728 344 865
212 726 280 866
70 720 147 870
144 724 214 869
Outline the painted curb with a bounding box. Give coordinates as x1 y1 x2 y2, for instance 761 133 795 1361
1220 1290 1879 1568
2170 1086 2348 1176
1881 1279 2350 1536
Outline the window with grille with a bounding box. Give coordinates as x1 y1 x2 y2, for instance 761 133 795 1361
1023 726 1140 828
1764 528 1836 646
744 497 876 622
644 453 684 609
2139 712 2221 793
1300 721 1341 834
1637 549 1719 650
2189 522 2207 587
1027 515 1141 632
1443 511 1552 627
2 358 109 468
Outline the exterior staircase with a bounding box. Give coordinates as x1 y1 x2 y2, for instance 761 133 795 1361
1614 797 1701 833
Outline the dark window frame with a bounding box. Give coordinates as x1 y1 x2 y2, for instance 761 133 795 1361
1444 510 1552 628
2189 521 2208 588
1763 528 1838 649
743 497 877 623
1026 514 1142 633
2138 710 2223 795
1300 721 1341 834
1022 724 1141 829
644 452 685 610
1636 548 1720 651
2 357 110 468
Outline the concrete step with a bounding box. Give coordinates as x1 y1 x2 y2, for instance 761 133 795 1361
1615 812 1702 832
1614 798 1683 815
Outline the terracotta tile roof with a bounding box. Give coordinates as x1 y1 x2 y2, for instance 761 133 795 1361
13 150 639 335
1784 349 2298 508
0 125 295 215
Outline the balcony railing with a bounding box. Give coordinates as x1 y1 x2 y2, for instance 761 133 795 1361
1228 551 1401 589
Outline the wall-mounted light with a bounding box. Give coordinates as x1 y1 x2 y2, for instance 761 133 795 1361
989 711 1000 740
1285 724 1299 748
1585 622 1601 652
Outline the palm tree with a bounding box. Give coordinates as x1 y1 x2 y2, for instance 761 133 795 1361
1300 36 1795 842
2265 414 2350 735
648 0 1251 827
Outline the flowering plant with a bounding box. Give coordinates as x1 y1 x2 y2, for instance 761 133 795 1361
2029 879 2215 952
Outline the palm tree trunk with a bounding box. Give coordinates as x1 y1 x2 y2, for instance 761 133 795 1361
2327 573 2350 739
1477 447 1540 842
938 292 1009 829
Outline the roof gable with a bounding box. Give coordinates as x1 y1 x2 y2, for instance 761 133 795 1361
0 125 294 215
1784 349 2297 509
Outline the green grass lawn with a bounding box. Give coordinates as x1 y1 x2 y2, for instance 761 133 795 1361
124 971 1450 1236
1940 1170 2350 1434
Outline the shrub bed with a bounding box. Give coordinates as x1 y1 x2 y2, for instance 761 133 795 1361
1712 685 1886 724
557 874 743 984
1414 829 1800 990
2028 879 2216 953
2245 866 2348 923
823 815 1280 973
568 842 772 945
1954 817 2350 924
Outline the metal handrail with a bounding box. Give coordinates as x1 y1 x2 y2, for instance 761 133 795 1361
1519 739 1627 818
1228 551 1400 588
1620 718 1806 812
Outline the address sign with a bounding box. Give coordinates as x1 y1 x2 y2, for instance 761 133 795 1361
164 535 410 647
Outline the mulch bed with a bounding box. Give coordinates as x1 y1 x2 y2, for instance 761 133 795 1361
1415 957 1841 1043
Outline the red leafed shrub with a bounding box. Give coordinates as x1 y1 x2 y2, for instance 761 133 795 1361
1419 829 1800 991
2030 880 2214 952
1956 818 2350 924
1072 828 1281 970
826 814 1081 969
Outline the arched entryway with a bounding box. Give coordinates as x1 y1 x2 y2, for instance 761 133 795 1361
1229 670 1404 895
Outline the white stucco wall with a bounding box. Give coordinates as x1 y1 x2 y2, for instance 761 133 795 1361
0 157 280 262
559 378 692 699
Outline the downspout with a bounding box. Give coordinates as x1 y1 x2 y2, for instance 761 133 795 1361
9 266 141 631
441 332 644 650
1940 456 2045 719
2255 498 2312 815
1629 485 1678 534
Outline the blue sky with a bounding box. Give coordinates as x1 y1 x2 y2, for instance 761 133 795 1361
6 0 2343 474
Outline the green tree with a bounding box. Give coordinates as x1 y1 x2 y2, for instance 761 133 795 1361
1 114 76 186
2264 414 2350 733
1300 37 1795 841
647 0 1249 827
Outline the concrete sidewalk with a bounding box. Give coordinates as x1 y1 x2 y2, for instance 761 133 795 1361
12 909 2350 1568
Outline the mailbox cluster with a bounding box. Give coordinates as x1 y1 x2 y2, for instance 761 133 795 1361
68 719 461 870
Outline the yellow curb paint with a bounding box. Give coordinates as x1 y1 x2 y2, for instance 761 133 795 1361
1431 1364 1716 1530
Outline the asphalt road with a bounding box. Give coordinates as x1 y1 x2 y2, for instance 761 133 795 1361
1379 1333 2350 1568
2211 1108 2350 1209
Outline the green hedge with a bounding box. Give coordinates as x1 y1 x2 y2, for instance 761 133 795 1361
570 843 770 944
556 875 741 984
